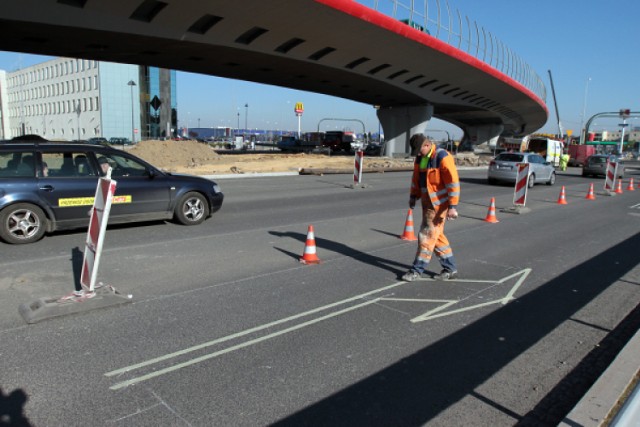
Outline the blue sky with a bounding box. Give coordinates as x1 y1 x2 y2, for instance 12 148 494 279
0 0 638 139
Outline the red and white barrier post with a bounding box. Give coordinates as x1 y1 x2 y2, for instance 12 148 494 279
604 160 617 193
353 149 364 186
513 163 529 207
80 168 117 293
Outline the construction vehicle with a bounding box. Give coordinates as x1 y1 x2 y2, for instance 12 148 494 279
567 144 595 167
526 137 564 167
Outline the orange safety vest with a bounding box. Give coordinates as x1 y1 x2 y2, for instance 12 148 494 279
410 147 460 208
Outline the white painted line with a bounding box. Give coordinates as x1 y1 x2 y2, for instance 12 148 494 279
419 278 497 283
108 298 380 390
501 268 531 304
411 268 531 322
106 269 532 389
105 280 408 378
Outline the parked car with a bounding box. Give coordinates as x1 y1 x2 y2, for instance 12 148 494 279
87 137 109 146
487 152 556 187
0 139 223 244
109 137 132 146
581 154 625 178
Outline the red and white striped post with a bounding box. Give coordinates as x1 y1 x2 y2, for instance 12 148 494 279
513 163 529 207
80 169 117 293
353 149 364 186
604 160 617 192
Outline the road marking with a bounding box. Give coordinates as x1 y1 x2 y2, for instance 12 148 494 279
410 268 531 322
108 298 380 390
105 269 531 389
105 280 409 378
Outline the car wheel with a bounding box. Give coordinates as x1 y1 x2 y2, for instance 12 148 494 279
0 203 47 244
547 172 556 185
175 192 209 225
527 174 535 188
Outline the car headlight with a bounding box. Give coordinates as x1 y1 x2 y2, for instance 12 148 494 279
213 184 221 193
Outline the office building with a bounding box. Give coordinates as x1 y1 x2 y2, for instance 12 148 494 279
0 57 177 141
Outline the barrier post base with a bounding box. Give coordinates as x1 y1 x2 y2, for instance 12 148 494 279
347 183 370 189
18 284 132 324
501 205 531 215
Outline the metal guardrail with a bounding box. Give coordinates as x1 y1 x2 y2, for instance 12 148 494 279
355 0 546 103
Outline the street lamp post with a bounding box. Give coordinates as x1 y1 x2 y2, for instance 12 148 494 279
244 103 248 140
579 77 591 145
127 80 136 145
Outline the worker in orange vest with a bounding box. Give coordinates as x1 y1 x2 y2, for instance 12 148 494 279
402 134 460 281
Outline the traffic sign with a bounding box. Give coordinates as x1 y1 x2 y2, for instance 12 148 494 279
151 96 162 110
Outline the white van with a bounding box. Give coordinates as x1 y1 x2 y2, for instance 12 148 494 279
526 137 563 167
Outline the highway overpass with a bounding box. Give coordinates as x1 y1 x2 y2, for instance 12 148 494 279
0 0 548 154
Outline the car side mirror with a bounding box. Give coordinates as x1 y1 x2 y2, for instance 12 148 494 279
146 168 156 178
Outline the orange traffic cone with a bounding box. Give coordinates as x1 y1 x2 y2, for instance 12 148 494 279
585 183 596 200
299 225 321 264
484 198 499 223
400 209 418 241
615 180 623 194
627 178 635 191
557 186 568 204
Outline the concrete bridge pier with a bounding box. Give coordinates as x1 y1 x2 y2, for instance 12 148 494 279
462 123 504 150
377 104 434 157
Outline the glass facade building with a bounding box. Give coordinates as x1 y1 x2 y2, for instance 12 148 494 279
0 58 177 141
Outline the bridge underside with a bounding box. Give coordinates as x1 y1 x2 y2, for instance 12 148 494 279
0 0 548 148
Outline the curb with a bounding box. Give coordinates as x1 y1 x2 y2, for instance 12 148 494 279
559 326 640 426
202 166 487 180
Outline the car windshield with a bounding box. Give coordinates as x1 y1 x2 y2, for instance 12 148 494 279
496 153 524 162
591 157 606 164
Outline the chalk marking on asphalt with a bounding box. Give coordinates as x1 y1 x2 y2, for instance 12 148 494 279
411 268 531 323
108 299 381 390
419 278 497 283
106 269 531 389
380 298 458 319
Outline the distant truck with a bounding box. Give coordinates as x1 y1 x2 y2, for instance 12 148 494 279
526 137 564 167
276 136 321 153
567 144 596 167
322 131 354 152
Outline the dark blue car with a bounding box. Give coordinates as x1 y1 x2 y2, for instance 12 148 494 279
0 140 224 244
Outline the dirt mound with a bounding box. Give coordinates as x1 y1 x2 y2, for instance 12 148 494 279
126 139 484 175
129 140 220 170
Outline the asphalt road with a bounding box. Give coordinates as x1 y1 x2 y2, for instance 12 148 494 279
1 167 639 426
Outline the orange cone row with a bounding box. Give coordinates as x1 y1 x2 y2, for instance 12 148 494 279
302 179 635 265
